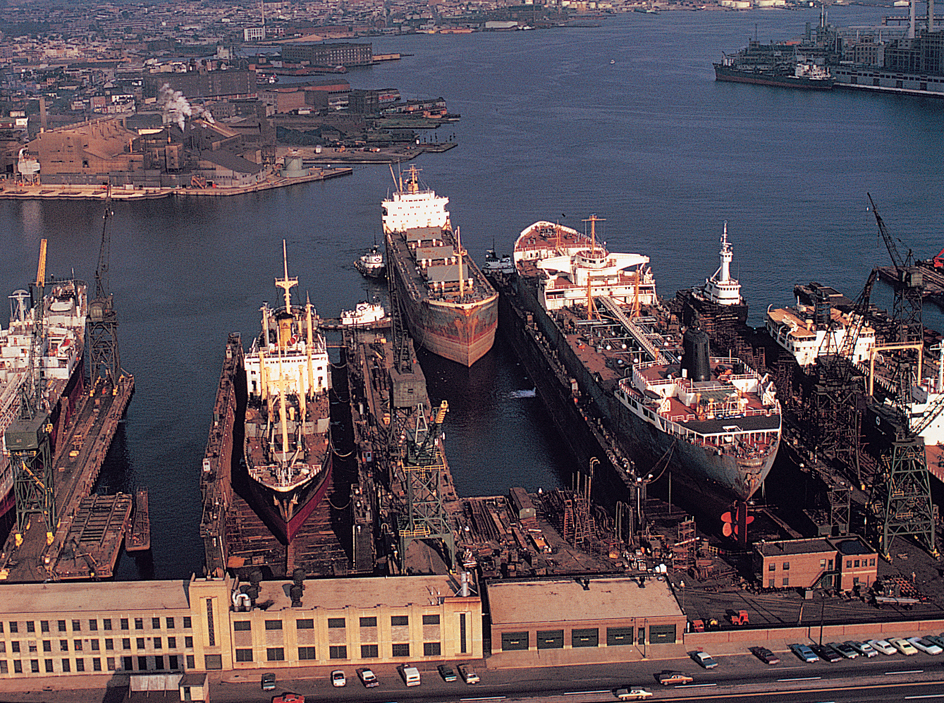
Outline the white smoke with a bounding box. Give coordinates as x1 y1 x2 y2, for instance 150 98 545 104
158 83 215 132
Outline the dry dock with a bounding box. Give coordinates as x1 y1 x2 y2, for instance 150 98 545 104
0 374 135 581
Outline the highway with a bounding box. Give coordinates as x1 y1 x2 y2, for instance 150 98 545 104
208 650 944 703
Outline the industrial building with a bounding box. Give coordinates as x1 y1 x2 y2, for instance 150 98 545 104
753 536 878 592
281 43 373 68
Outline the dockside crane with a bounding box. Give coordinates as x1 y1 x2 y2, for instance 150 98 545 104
864 195 937 558
87 190 121 383
5 240 57 546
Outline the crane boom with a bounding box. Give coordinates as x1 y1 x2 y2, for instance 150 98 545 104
868 192 913 273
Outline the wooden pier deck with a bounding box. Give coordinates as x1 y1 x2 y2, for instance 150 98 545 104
0 374 135 582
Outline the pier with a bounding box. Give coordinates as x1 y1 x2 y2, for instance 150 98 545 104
0 374 135 581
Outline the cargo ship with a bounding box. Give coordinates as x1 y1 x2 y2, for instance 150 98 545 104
0 278 88 518
714 40 833 90
242 244 333 543
382 166 498 367
510 219 782 523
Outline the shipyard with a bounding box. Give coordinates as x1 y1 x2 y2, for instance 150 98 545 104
3 2 944 702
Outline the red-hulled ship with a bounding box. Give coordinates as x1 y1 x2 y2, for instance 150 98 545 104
242 243 332 543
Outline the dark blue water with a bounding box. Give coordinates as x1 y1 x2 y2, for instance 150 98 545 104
2 6 943 578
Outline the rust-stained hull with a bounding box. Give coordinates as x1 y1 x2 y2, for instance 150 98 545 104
386 233 498 367
242 454 333 543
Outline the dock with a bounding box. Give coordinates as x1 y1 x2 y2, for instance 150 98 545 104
0 374 135 582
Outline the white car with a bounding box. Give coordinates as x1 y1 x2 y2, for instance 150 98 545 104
867 639 897 655
847 640 878 658
908 636 943 655
331 670 347 687
615 689 653 701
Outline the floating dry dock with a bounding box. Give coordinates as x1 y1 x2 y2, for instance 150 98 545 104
0 375 135 582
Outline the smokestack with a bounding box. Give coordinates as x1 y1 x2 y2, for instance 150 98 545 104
910 0 916 38
39 97 47 132
930 0 935 33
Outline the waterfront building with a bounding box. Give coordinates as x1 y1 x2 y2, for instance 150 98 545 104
280 43 373 68
753 536 878 592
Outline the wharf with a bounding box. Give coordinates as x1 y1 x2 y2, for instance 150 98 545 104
0 374 135 582
0 168 352 201
881 262 944 310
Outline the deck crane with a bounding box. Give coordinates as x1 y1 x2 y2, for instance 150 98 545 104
87 190 121 383
864 195 937 558
5 240 57 545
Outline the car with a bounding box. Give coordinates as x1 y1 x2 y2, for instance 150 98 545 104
925 634 944 650
357 668 379 688
398 664 421 687
847 641 878 658
458 664 480 684
868 639 898 655
749 646 780 665
889 637 919 655
261 673 277 691
908 636 943 655
789 643 820 663
614 688 653 701
438 664 457 682
829 642 859 659
271 695 305 703
331 670 347 687
656 671 694 686
690 651 718 669
811 644 843 663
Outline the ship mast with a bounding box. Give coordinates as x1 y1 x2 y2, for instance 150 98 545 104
457 226 465 298
584 214 604 257
275 239 298 314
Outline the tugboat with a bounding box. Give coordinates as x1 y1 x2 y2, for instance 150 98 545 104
242 242 333 543
355 244 386 279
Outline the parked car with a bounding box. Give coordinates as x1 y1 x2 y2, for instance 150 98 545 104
908 636 943 655
868 639 898 655
614 688 653 701
789 643 819 663
438 664 457 682
398 664 421 687
690 651 717 669
829 642 859 659
331 670 347 687
889 637 919 655
656 671 694 686
812 644 843 663
749 646 780 665
357 668 379 688
271 695 304 703
925 634 944 650
847 641 878 658
261 673 277 691
458 664 480 684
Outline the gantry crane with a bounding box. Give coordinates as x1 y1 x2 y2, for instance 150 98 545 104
87 191 121 383
5 240 57 544
864 195 936 558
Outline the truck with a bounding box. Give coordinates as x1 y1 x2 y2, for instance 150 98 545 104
399 664 421 687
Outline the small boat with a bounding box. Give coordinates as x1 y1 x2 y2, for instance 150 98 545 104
483 249 514 275
355 244 386 279
341 301 387 327
126 488 151 552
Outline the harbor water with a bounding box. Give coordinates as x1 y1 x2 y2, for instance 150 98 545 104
1 6 943 579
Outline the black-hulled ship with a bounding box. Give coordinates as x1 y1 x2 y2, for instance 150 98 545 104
243 243 332 543
714 40 833 90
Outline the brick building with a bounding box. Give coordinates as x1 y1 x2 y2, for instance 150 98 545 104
754 536 877 592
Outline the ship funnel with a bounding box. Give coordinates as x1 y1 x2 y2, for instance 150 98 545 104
682 328 711 382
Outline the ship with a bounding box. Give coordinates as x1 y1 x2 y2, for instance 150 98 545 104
714 40 834 90
0 278 88 519
242 243 333 543
382 166 498 367
510 218 782 528
355 244 386 279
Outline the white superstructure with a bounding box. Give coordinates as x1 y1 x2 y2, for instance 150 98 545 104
700 223 743 307
381 166 450 234
766 296 875 367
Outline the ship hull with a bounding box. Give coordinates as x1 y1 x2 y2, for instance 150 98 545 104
714 64 834 90
386 234 498 367
243 454 333 543
512 277 777 504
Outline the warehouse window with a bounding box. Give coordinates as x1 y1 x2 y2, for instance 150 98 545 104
89 620 98 632
103 620 112 631
361 644 378 658
327 618 346 629
537 630 564 649
235 649 253 662
392 643 410 657
606 627 633 646
768 563 775 571
329 645 347 659
391 616 409 627
265 620 283 631
205 654 222 670
572 628 599 648
298 647 316 660
783 562 790 571
422 615 440 625
423 642 441 656
360 617 377 628
72 620 81 632
233 621 251 632
501 632 529 651
648 625 677 644
166 618 175 630
266 648 285 662
120 619 129 631
152 618 161 630
296 619 314 630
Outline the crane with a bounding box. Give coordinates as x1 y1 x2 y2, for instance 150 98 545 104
87 191 121 383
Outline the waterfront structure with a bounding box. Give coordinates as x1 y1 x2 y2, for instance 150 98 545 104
753 536 878 592
488 576 685 666
281 43 373 68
